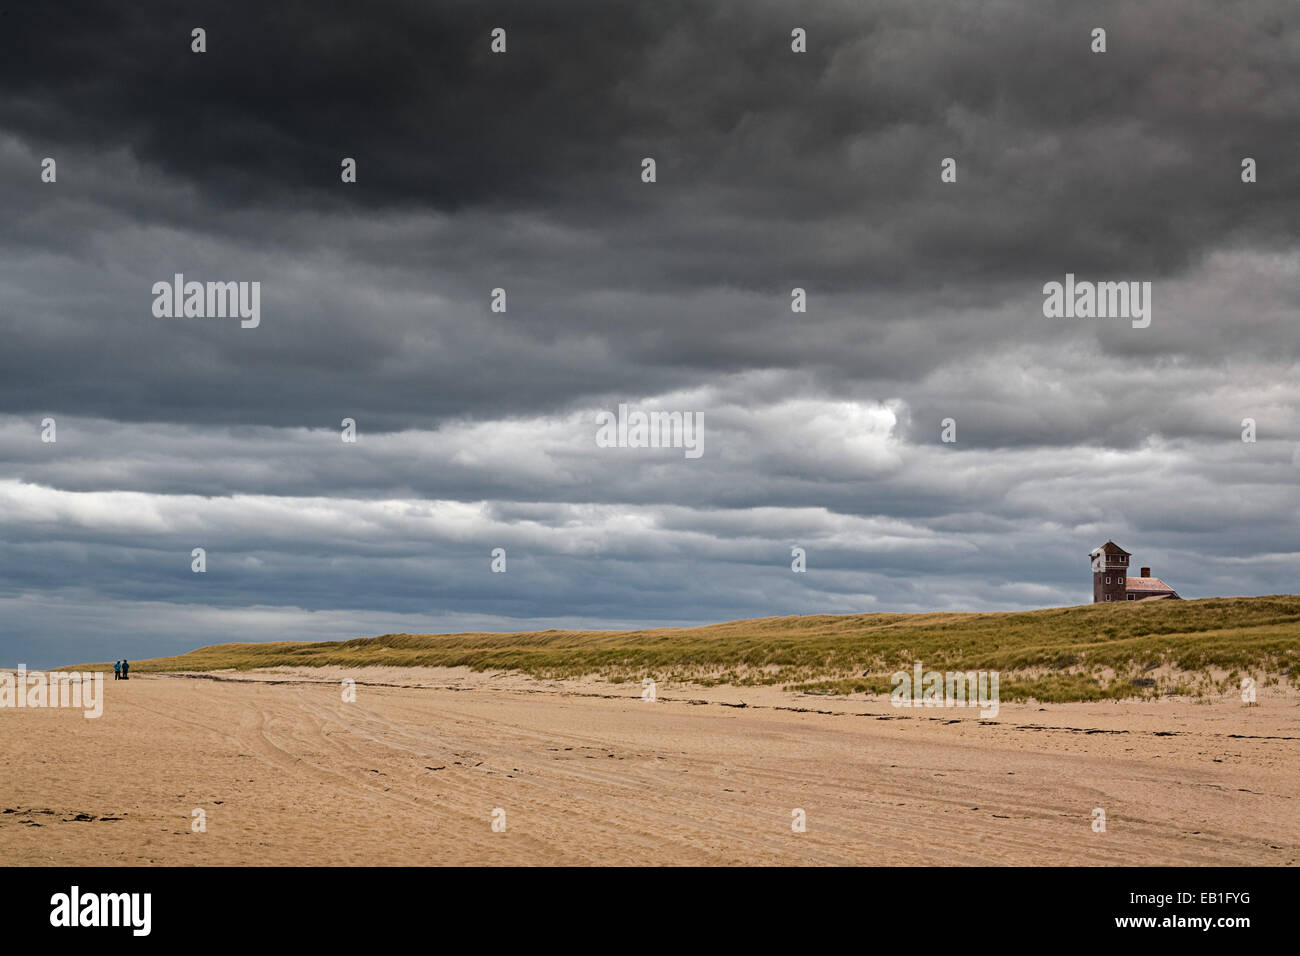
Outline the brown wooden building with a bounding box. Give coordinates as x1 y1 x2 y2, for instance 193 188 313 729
1089 541 1181 603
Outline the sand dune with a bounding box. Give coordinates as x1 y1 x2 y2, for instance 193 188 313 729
2 668 1295 865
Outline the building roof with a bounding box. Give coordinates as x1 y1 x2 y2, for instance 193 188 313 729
1094 540 1131 556
1125 576 1177 594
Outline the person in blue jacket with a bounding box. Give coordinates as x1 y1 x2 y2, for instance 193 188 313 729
113 660 121 680
121 659 130 681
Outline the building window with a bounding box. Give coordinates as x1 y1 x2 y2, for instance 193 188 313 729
1127 594 1135 601
1105 594 1112 601
1105 577 1111 584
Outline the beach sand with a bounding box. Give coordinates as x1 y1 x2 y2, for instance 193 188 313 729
2 667 1295 865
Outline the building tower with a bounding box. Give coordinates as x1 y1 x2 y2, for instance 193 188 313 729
1089 540 1130 603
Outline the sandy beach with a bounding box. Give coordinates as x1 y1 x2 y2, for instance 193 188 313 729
2 668 1295 865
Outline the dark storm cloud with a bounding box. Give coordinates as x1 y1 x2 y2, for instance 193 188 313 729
2 0 1299 432
4 0 1298 281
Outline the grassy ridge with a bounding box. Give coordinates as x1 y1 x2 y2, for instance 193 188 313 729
78 596 1300 702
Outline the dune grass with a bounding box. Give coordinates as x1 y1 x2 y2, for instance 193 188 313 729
71 595 1300 702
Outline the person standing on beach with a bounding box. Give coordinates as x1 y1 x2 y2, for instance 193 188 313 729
122 659 130 681
113 660 121 680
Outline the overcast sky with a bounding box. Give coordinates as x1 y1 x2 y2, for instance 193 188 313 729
2 0 1297 667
